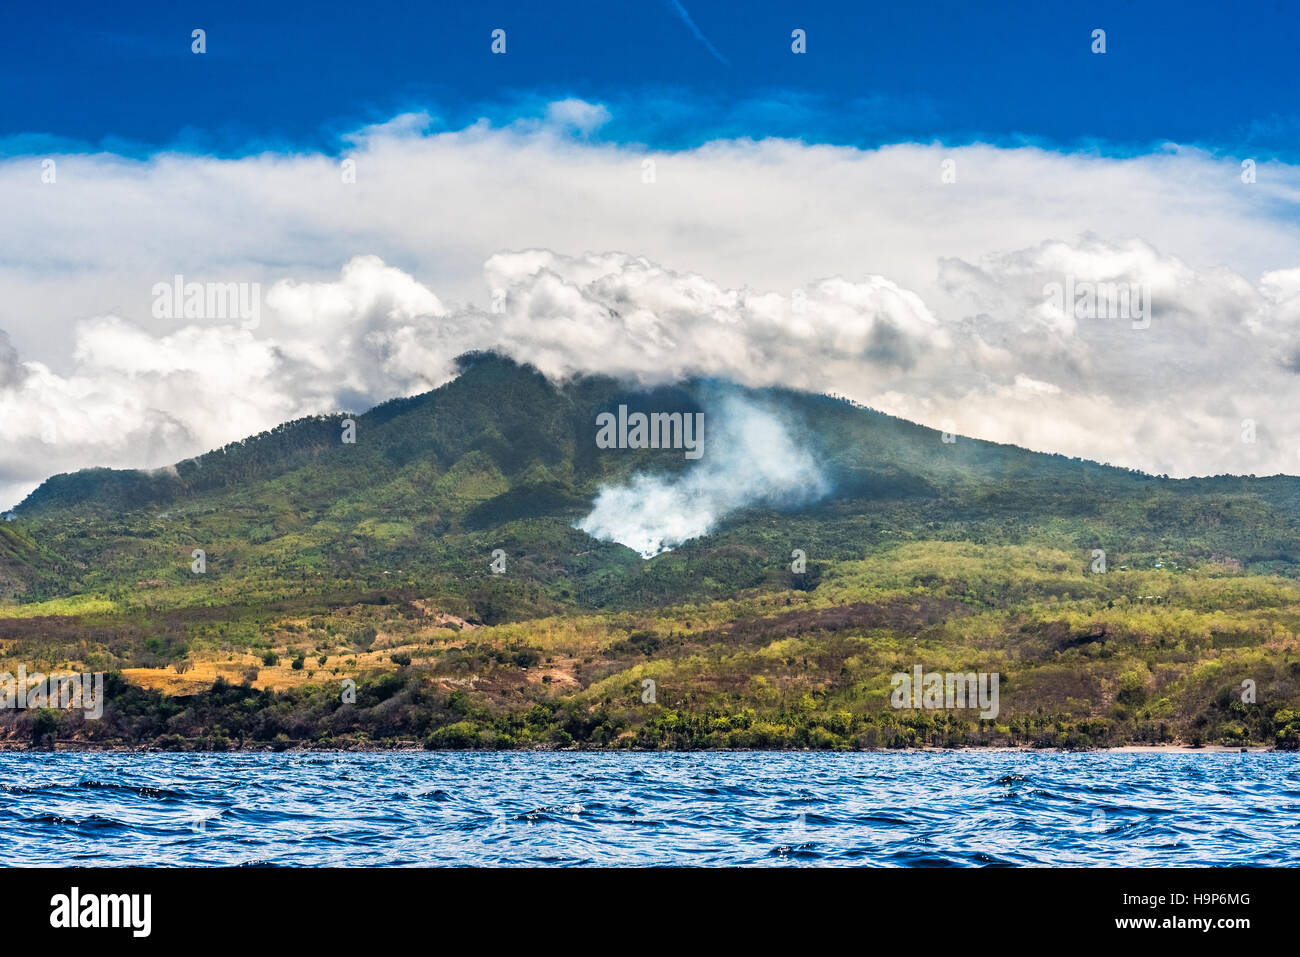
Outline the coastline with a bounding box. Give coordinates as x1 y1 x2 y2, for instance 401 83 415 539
0 743 1279 754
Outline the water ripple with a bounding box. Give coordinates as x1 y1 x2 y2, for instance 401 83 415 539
0 751 1295 866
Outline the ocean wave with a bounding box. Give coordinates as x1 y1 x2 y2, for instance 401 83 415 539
0 751 1294 867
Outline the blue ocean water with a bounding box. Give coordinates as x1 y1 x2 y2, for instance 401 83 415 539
0 751 1296 867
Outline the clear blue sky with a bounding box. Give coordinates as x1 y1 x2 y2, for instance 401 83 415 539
1 0 1297 157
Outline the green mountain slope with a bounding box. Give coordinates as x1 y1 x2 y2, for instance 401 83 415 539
3 354 1299 751
6 352 1299 611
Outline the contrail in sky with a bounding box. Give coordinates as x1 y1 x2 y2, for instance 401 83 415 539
667 0 730 65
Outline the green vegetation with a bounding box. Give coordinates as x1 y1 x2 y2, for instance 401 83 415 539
1 355 1298 750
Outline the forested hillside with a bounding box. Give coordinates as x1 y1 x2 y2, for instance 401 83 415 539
3 353 1298 750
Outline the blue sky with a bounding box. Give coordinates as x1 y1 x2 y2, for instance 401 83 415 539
2 0 1298 158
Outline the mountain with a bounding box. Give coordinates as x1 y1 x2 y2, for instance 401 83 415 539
2 353 1299 750
8 352 1300 609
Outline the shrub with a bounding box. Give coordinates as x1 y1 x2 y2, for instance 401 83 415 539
29 709 60 747
425 721 481 749
1275 709 1300 750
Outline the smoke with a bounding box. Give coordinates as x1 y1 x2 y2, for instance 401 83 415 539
0 332 25 389
576 392 830 557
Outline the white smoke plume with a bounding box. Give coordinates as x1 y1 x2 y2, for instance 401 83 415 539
576 393 831 557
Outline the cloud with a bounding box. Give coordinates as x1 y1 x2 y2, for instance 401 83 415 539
0 250 943 507
480 249 945 385
2 102 1300 507
4 230 1297 513
542 100 613 136
0 258 467 508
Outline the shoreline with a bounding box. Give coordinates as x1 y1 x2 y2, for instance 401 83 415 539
0 743 1279 755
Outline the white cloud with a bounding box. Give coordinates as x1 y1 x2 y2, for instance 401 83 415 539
2 103 1300 508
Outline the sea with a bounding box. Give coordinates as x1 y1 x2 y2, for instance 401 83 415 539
1 751 1296 866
